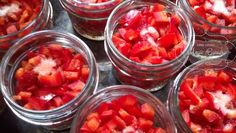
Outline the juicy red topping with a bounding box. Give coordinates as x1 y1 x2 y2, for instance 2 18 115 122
188 0 236 27
80 95 166 132
178 69 236 132
0 0 42 36
112 3 186 65
13 44 89 110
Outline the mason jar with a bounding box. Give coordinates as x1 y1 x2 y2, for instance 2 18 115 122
0 0 53 59
167 59 236 132
104 0 195 91
71 85 177 133
177 0 236 61
59 0 123 41
0 30 99 130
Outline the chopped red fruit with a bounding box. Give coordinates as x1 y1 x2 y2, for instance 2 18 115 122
80 95 166 132
179 69 236 132
13 44 89 110
0 0 42 36
112 3 185 64
188 0 236 29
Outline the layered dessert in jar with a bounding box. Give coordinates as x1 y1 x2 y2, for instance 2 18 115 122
105 0 194 91
59 0 122 40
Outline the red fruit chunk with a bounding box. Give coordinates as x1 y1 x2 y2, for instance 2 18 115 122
113 3 186 65
202 109 220 123
13 44 89 110
181 81 202 105
81 95 166 132
179 69 236 132
141 103 155 120
87 117 100 131
0 0 42 36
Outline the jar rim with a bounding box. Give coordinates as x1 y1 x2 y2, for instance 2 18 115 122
105 0 195 68
63 0 118 7
180 0 236 30
168 58 236 132
71 85 176 133
0 0 49 39
0 30 98 115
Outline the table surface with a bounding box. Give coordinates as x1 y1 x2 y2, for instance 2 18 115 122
0 0 235 132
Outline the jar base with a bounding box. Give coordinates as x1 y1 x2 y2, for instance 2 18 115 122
112 68 168 92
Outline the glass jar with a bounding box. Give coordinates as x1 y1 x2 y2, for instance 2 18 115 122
167 59 236 132
104 0 195 91
70 85 177 133
59 0 123 41
177 0 236 61
0 0 53 60
0 30 99 130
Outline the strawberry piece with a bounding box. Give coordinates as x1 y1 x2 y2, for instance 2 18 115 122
158 33 178 49
68 80 85 91
141 103 155 120
87 117 100 131
38 71 63 87
203 109 220 123
181 81 202 105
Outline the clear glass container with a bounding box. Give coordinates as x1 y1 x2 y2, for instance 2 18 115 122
70 85 177 133
0 30 99 130
59 0 123 41
0 0 53 60
167 59 236 132
104 0 195 91
177 0 236 61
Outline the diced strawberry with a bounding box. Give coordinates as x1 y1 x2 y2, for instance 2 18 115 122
153 12 169 24
38 71 63 87
53 96 63 107
203 109 220 123
197 76 217 90
182 110 191 125
118 95 137 107
100 110 116 121
138 118 153 131
87 117 100 131
114 115 126 129
96 102 111 114
63 71 79 80
158 33 178 49
141 103 155 120
81 65 90 81
68 80 85 91
123 10 142 28
218 71 232 83
194 6 206 19
118 28 139 41
6 24 18 34
149 4 165 12
87 112 99 121
181 81 202 105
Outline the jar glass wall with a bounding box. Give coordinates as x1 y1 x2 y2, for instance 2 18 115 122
0 30 99 130
59 0 123 41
